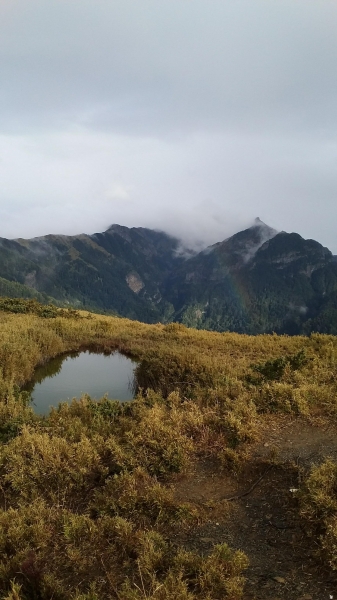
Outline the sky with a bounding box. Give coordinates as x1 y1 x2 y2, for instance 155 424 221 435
1 0 337 251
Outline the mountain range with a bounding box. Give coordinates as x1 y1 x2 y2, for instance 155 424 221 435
1 218 337 335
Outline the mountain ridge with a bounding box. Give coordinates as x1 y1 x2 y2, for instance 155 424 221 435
0 219 337 334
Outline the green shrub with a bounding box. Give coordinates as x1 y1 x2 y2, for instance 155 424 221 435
248 349 308 383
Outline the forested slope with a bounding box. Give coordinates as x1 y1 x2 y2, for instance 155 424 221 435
1 219 337 334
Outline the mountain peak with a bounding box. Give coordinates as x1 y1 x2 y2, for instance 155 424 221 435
251 216 277 234
248 217 279 249
212 218 278 265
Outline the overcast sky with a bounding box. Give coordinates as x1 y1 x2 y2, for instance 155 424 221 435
1 0 337 251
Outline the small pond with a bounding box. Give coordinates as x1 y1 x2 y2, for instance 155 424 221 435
24 350 137 415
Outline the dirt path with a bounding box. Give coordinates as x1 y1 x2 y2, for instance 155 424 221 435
171 415 337 600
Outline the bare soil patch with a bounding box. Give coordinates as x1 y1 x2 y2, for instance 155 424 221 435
170 415 337 600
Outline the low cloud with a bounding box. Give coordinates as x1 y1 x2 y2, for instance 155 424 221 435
1 2 337 252
241 219 278 263
289 303 308 315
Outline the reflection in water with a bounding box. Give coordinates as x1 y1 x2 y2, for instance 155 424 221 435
24 353 70 391
24 351 137 415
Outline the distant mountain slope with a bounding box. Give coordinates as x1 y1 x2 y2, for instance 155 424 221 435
0 220 337 334
165 220 337 334
0 276 52 304
0 226 183 321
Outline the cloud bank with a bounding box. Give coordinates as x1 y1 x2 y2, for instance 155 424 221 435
1 1 337 250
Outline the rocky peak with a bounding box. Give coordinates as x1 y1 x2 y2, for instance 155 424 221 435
251 217 278 239
213 218 278 266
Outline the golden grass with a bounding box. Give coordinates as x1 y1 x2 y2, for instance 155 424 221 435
1 303 337 597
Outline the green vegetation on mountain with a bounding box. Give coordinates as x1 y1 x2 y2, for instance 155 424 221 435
167 228 337 335
0 299 337 597
0 276 52 304
0 226 180 321
1 220 337 335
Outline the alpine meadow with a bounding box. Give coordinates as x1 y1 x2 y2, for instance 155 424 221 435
0 298 337 598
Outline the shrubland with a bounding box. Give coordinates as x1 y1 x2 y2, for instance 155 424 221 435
0 299 337 598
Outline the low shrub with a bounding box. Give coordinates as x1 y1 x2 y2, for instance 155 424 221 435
300 459 337 569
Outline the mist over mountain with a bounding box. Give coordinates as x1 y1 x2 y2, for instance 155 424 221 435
0 219 337 335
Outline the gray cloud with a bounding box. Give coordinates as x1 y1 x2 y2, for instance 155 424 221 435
2 0 337 136
1 1 337 251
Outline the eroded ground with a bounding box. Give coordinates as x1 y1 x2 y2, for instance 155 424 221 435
171 415 337 600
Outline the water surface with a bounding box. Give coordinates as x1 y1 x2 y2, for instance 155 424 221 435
25 351 137 415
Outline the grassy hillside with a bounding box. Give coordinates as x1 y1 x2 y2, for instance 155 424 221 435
0 300 337 598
